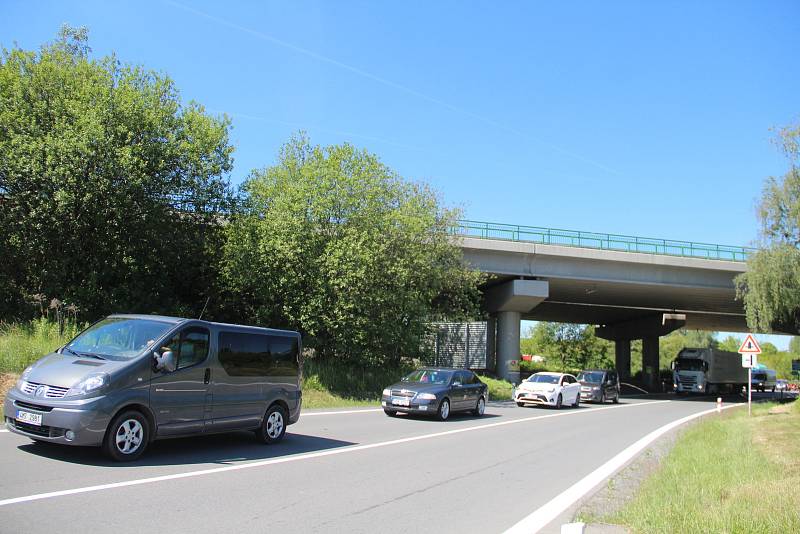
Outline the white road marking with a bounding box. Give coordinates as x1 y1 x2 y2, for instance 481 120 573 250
0 429 7 433
0 400 670 507
503 403 742 534
302 408 382 416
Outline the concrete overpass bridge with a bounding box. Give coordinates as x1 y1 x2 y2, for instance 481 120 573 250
454 220 762 390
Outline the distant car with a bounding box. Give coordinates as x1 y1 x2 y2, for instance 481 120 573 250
514 372 581 409
577 369 620 404
381 368 488 421
775 379 789 392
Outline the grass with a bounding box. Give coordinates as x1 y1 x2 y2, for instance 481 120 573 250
608 400 800 533
477 374 514 401
0 318 80 374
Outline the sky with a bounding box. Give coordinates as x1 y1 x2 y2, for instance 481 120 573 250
2 1 798 349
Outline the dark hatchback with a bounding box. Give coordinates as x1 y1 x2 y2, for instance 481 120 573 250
381 368 488 421
577 369 620 403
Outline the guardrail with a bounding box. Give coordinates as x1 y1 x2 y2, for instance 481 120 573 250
453 220 755 262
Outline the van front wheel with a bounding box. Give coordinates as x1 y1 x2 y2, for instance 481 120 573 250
103 410 149 462
256 404 287 444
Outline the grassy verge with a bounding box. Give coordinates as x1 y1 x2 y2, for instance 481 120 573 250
477 374 514 401
0 318 79 374
608 400 800 533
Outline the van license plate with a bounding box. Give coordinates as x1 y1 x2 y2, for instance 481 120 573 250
16 410 42 426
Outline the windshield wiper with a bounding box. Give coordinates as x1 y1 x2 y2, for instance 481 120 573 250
63 347 106 360
62 346 81 357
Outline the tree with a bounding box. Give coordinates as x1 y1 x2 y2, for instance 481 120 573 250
718 335 741 352
523 322 613 371
221 134 481 366
790 336 800 355
736 121 800 333
0 26 234 319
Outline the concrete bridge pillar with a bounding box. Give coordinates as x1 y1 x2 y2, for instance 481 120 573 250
597 313 685 391
484 279 549 382
614 340 631 381
642 336 660 391
497 311 521 383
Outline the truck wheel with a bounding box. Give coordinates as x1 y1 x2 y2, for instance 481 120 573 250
103 410 149 462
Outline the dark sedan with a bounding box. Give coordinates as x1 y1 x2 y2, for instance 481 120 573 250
381 368 488 421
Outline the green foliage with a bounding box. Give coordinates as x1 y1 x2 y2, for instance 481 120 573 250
0 26 234 320
659 329 718 368
737 121 800 333
476 374 514 400
789 336 800 354
521 322 614 371
0 318 81 373
718 335 741 352
302 357 414 401
222 134 481 366
611 404 800 533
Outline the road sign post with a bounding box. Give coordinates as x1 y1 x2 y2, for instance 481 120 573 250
738 334 762 417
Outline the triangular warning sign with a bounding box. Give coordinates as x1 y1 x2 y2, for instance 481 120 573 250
738 334 762 354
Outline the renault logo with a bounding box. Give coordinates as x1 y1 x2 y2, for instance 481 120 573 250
35 385 47 397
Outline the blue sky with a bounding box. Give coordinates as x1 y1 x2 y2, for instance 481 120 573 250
3 1 798 348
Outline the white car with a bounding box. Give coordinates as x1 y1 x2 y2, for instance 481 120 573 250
514 372 581 409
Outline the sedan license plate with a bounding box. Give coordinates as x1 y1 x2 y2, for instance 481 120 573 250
392 397 410 407
16 410 42 426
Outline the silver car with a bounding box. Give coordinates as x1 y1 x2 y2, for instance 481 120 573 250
4 315 302 461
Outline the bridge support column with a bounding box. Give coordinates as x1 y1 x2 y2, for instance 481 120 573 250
484 279 549 383
597 313 685 392
642 336 660 392
497 311 521 383
615 340 631 381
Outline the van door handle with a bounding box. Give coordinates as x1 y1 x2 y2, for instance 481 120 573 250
204 368 211 384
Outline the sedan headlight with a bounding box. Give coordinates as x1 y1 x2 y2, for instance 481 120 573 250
546 387 555 393
382 388 391 397
67 373 109 397
417 393 437 400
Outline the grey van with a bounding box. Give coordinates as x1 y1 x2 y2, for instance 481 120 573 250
3 314 302 461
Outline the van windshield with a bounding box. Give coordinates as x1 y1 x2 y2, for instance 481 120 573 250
65 318 174 361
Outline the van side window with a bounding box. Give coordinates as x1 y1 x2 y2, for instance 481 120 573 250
161 327 210 370
218 332 299 377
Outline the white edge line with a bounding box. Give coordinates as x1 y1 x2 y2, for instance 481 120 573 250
0 400 669 507
503 403 743 534
301 408 382 416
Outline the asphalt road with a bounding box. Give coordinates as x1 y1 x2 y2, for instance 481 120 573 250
0 392 785 534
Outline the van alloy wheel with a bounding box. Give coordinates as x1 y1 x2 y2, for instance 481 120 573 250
115 419 144 455
103 410 150 462
256 404 288 444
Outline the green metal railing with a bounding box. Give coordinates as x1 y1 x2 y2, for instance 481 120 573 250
453 220 755 262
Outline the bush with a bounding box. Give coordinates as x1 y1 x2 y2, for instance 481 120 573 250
0 318 81 373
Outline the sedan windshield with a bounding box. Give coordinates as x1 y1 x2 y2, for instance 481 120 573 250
577 371 604 383
527 374 559 384
65 318 174 361
402 370 453 385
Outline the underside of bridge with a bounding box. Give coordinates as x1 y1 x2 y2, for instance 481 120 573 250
479 271 752 390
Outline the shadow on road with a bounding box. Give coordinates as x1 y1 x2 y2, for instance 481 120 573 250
16 431 356 468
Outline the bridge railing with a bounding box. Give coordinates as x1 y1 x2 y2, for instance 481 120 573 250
453 220 755 262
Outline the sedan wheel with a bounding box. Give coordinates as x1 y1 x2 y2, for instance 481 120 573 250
437 398 451 421
572 393 580 408
472 396 486 417
555 394 563 409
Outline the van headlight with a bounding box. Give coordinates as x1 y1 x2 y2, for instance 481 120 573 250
16 366 34 391
67 373 109 397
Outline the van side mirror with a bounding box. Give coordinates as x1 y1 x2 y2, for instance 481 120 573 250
153 350 176 373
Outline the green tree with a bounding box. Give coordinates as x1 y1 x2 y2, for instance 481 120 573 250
736 121 800 333
0 26 234 319
221 134 481 366
718 335 742 352
524 322 613 371
789 336 800 354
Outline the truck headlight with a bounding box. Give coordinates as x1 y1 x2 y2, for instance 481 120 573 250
67 373 109 397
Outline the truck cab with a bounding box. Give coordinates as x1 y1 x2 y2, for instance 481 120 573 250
672 352 707 393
